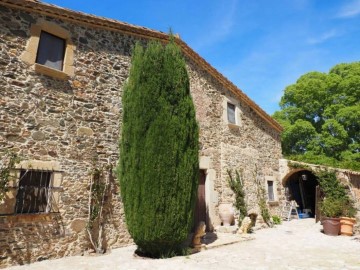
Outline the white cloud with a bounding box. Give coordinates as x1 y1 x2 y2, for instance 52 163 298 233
306 29 339 45
192 0 238 50
337 0 360 18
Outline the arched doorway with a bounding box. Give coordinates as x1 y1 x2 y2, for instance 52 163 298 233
283 170 318 217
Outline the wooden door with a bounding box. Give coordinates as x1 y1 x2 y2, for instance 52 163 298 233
193 170 207 231
315 185 321 223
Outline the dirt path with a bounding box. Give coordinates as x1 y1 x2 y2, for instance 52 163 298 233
7 219 360 270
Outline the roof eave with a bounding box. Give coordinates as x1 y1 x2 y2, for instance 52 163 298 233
1 0 283 132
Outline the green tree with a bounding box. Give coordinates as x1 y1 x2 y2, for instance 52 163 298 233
118 38 199 258
273 62 360 171
281 119 318 155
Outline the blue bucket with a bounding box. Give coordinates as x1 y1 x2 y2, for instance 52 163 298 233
299 213 310 219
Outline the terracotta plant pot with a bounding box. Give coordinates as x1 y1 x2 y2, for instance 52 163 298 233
340 217 356 236
321 217 340 236
219 203 234 226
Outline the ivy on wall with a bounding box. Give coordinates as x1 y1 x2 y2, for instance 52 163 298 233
87 163 111 254
227 169 247 226
0 152 20 201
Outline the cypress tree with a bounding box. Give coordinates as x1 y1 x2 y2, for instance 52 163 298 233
118 38 199 257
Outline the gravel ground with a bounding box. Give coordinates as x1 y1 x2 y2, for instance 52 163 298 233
7 219 360 270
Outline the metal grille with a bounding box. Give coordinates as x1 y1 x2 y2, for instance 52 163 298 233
14 169 60 214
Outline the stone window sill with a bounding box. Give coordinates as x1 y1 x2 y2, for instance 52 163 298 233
35 63 69 80
268 201 279 206
0 212 60 223
228 123 240 129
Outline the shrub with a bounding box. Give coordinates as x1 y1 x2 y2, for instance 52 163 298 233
118 38 199 258
0 152 20 201
272 215 282 225
320 197 344 218
316 170 356 218
316 170 347 199
341 198 357 218
253 166 272 227
227 169 247 225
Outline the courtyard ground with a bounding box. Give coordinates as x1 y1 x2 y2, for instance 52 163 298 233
7 218 360 270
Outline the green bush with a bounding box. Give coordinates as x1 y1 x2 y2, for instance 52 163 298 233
227 169 247 225
320 197 344 218
0 152 20 201
341 198 357 218
316 170 356 218
118 38 199 258
253 165 272 227
272 215 282 225
316 170 347 199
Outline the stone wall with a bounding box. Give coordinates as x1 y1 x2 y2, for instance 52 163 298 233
0 6 136 267
0 214 66 265
187 60 282 225
0 3 282 267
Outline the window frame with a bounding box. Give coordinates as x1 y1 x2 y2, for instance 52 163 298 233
36 31 66 71
223 96 241 128
15 169 53 214
21 20 75 80
0 160 63 215
265 176 278 205
267 180 275 202
227 102 236 124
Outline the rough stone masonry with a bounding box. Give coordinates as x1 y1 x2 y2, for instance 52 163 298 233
0 1 283 267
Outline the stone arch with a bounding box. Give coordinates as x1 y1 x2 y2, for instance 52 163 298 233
282 169 309 186
282 169 318 218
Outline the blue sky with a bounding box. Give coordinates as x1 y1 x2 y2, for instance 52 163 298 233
43 0 360 115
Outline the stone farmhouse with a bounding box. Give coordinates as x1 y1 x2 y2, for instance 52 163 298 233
1 0 359 268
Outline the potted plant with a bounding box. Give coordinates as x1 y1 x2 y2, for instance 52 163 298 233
340 199 357 236
320 197 343 236
317 170 357 236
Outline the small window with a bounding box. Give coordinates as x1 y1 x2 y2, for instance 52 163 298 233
15 170 52 214
267 181 275 201
21 22 75 79
36 31 66 71
227 102 236 124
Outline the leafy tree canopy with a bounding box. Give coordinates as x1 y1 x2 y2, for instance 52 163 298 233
273 62 360 171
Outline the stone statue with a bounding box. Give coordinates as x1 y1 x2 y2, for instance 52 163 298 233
238 217 252 234
191 221 206 251
248 212 258 228
237 210 258 234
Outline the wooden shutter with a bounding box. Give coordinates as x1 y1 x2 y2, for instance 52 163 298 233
36 31 65 71
315 185 321 223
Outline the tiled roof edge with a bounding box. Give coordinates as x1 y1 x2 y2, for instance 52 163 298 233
1 0 283 132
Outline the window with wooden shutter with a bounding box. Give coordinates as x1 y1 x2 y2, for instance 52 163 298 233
36 31 66 71
227 102 236 124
